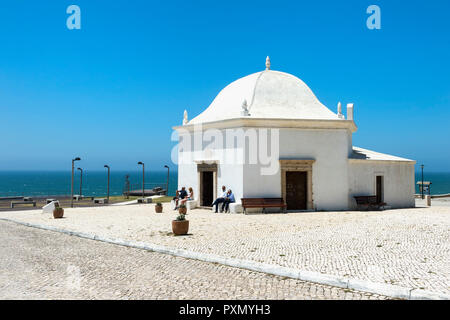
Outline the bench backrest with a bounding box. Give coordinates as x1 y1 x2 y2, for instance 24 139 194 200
354 196 377 204
241 198 285 205
262 198 285 205
241 198 265 205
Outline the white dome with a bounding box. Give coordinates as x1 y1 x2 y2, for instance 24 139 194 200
189 69 339 125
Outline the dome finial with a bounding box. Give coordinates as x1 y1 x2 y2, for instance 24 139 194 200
265 56 271 70
337 102 344 119
183 110 188 125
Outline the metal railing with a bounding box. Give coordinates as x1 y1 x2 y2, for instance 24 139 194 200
123 182 167 195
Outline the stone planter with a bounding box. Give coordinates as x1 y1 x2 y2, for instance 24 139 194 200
172 220 189 235
53 207 64 219
155 204 163 213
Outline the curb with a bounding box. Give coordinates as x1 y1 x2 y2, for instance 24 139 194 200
1 217 448 300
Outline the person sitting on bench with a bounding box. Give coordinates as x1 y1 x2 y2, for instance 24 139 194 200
212 185 227 213
180 187 194 207
221 189 235 213
174 187 188 210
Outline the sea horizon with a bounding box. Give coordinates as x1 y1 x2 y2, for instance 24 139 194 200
1 170 449 198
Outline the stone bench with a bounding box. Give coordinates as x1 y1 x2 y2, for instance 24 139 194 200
186 200 197 210
229 203 243 214
170 199 197 210
211 202 242 213
137 198 152 204
93 198 108 204
138 196 164 204
11 201 36 208
74 195 94 201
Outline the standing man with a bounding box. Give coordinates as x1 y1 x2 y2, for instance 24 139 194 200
212 185 227 213
222 189 235 213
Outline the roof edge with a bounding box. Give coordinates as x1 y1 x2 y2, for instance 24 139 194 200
350 146 416 163
173 118 357 132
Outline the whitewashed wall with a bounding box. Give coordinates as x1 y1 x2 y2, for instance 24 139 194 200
177 127 414 211
177 130 245 202
242 128 352 210
348 161 415 209
279 128 351 210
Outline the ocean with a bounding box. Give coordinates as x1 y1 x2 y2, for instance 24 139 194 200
0 171 449 198
414 172 450 195
0 171 179 198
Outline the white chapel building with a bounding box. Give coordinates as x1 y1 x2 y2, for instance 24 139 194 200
173 58 416 212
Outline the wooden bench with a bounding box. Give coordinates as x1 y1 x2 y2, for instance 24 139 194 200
354 196 386 210
241 198 287 214
11 200 36 208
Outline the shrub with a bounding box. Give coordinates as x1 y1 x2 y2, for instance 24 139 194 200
176 214 186 221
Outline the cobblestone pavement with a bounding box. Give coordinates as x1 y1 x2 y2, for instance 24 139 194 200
0 220 389 300
1 202 448 295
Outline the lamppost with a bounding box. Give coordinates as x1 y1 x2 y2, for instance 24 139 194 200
164 165 170 196
104 165 110 203
125 174 130 199
138 162 145 199
71 157 81 208
421 164 424 199
77 167 83 199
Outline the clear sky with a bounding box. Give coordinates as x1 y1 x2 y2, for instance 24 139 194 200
0 0 449 172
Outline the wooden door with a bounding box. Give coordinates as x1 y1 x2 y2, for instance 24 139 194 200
376 176 383 203
201 171 214 206
286 171 307 210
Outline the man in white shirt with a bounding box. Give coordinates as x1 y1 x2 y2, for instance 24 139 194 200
212 185 227 213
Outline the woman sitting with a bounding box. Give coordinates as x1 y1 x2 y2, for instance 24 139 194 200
180 187 194 207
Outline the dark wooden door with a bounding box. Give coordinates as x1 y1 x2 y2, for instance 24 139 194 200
376 176 383 203
201 171 214 206
286 171 307 210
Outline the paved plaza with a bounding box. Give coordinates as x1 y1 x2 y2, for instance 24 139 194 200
0 220 387 300
0 201 448 297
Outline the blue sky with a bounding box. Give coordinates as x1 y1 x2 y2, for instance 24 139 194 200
0 0 449 172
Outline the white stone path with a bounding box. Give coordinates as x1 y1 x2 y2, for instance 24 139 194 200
0 203 448 296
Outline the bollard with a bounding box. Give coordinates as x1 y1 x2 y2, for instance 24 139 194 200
425 195 431 206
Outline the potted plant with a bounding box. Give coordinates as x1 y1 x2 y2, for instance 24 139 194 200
172 213 189 235
53 204 64 219
178 204 187 215
155 202 163 213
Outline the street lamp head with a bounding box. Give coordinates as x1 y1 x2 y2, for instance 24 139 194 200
77 167 82 171
164 165 169 169
104 165 110 168
138 162 143 165
73 157 81 161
